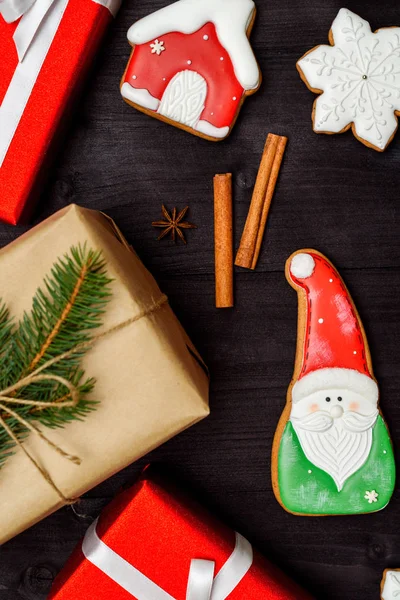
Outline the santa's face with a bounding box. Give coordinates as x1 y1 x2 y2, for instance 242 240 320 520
291 388 376 423
290 389 379 491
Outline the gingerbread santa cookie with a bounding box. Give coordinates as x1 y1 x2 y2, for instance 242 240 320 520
120 0 261 141
272 250 396 516
381 569 400 599
297 9 400 151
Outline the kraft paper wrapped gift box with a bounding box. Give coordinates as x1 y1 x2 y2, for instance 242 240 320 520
0 204 209 544
0 0 122 225
50 468 314 600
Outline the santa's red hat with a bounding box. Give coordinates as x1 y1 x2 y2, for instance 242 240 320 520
287 251 378 405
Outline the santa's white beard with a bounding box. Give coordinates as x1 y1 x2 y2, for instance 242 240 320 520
291 410 379 492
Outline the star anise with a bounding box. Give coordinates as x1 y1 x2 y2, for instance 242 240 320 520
152 205 196 244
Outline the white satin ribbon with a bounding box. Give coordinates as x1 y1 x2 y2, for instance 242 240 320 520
16 0 65 60
0 0 36 22
82 518 253 600
0 0 121 168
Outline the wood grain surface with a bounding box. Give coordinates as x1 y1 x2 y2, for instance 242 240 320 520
0 1 399 599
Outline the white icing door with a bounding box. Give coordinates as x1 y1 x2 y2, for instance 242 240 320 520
158 70 207 129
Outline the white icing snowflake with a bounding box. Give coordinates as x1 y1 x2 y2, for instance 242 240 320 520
364 490 378 504
382 571 400 599
297 9 400 151
150 39 165 56
390 573 400 598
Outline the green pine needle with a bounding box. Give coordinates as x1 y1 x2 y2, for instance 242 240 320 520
0 244 112 468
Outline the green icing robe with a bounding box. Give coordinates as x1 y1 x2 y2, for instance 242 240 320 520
278 416 395 515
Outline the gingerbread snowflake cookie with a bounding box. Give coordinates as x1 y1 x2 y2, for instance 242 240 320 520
381 569 400 599
120 0 261 141
271 250 396 516
297 8 400 151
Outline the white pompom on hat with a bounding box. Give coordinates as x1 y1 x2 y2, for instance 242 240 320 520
290 253 315 279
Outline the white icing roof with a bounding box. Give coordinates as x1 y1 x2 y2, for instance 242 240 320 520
128 0 260 90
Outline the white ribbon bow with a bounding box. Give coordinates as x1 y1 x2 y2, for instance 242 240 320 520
0 0 121 58
1 0 67 60
0 0 120 168
0 0 35 23
82 518 254 600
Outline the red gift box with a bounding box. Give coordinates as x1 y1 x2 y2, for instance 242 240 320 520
0 0 121 225
50 469 314 600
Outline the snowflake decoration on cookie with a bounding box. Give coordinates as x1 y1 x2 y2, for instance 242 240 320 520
381 571 400 599
389 573 400 596
297 8 400 151
364 490 378 504
150 39 165 56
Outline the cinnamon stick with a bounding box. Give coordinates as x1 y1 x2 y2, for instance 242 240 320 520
251 135 287 269
214 173 233 308
235 134 287 270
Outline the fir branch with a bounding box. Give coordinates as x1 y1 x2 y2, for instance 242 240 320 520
0 244 112 468
27 252 90 373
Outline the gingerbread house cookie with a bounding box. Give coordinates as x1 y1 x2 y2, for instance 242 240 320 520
121 0 261 141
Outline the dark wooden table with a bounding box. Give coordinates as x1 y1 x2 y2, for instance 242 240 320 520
0 1 399 599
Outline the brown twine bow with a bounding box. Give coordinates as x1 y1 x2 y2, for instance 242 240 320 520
0 294 168 504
